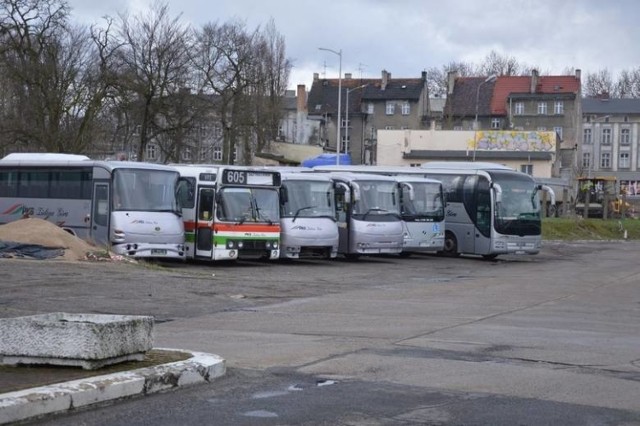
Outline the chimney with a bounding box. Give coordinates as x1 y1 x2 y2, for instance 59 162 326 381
575 69 581 81
530 69 539 94
422 71 427 81
381 70 391 90
313 72 319 82
296 84 307 113
447 70 458 96
344 73 352 80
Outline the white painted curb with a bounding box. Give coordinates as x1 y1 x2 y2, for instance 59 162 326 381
0 349 225 425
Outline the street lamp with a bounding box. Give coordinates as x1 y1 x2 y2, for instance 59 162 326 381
474 74 497 130
318 47 342 164
345 84 368 163
472 74 497 161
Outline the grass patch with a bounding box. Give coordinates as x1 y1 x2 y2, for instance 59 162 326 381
542 217 640 240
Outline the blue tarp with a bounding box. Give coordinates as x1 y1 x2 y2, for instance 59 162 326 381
0 241 64 259
301 154 352 167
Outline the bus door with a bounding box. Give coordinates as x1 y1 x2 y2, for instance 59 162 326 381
195 186 215 258
91 181 110 246
473 176 493 254
334 182 350 253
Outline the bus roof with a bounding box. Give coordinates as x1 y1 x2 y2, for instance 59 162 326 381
1 153 90 163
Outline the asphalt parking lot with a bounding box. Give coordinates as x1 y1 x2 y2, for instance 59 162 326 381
2 241 640 425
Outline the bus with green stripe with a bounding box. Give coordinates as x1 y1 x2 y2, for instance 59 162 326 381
174 165 281 261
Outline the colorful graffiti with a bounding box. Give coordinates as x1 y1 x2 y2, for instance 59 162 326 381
467 131 556 152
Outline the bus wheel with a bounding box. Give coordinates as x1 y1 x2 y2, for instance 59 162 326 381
345 253 360 261
399 251 412 258
442 232 459 257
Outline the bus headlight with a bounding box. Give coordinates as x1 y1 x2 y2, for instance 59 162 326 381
237 241 244 249
227 241 235 249
271 241 278 249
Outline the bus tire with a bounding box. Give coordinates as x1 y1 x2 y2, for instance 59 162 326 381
399 251 412 258
345 253 360 261
442 231 459 257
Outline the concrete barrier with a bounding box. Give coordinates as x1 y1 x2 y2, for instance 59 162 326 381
0 313 153 370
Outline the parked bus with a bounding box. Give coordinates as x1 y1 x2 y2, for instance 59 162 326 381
323 172 404 259
420 162 551 258
277 170 339 259
0 153 185 259
174 165 281 261
313 165 445 254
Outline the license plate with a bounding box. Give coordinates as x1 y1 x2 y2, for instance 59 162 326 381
151 249 167 255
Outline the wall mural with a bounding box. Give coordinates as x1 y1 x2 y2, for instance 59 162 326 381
467 131 556 152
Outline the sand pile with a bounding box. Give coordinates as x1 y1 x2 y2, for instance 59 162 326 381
0 218 98 261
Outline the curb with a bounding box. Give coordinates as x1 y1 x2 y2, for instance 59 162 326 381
0 349 225 425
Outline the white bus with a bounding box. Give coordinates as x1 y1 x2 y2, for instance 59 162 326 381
324 172 404 259
277 170 339 259
313 165 445 254
0 153 185 259
174 165 281 261
420 162 552 258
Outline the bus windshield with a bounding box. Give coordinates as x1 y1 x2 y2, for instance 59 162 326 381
492 172 541 222
352 180 400 217
217 187 279 224
113 169 179 212
401 181 444 221
281 180 335 220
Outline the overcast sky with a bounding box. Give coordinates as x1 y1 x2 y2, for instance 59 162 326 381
67 0 639 90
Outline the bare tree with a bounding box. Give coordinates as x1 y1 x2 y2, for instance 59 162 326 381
0 0 113 153
112 1 192 162
478 50 522 77
425 60 475 97
583 69 615 98
191 19 257 165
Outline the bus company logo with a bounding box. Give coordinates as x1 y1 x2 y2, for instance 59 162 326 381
366 223 384 228
446 209 457 217
2 203 32 216
131 219 159 225
291 225 321 231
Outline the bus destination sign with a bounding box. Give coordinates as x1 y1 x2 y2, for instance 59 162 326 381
221 170 280 186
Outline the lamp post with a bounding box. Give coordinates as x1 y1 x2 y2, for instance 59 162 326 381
473 74 497 161
345 84 368 164
319 47 342 164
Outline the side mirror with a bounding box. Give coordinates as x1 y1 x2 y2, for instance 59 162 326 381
493 183 503 204
336 182 351 204
400 182 415 201
279 186 288 205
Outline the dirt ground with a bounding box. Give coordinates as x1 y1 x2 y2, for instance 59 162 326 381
0 218 99 261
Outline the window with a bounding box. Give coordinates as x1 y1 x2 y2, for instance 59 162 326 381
146 144 157 161
339 137 348 153
233 146 238 163
520 164 533 175
367 103 374 114
514 102 524 115
537 127 547 131
621 128 631 145
554 126 563 139
619 152 630 168
199 148 208 162
401 102 410 115
491 118 501 129
600 152 611 168
385 102 395 115
384 125 394 130
182 147 192 161
582 152 591 168
554 101 564 114
213 146 222 161
341 118 350 128
583 128 592 144
601 128 612 145
537 102 547 115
